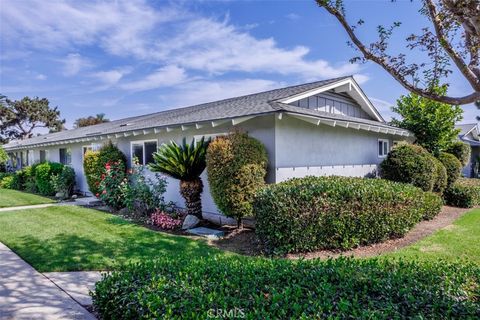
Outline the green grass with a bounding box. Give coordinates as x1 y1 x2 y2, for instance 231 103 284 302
0 205 227 272
0 189 55 208
384 208 480 263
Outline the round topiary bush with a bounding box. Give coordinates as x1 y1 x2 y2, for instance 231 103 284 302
254 176 442 253
83 141 127 196
445 141 471 167
438 152 462 188
206 131 268 226
380 144 437 192
432 157 447 194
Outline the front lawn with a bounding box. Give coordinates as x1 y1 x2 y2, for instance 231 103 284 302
0 189 55 208
0 205 227 272
384 208 480 263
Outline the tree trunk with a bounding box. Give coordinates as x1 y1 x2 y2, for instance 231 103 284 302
179 178 204 219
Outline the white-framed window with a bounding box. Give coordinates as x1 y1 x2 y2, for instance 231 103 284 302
59 148 72 165
39 150 49 162
378 139 389 158
131 140 158 166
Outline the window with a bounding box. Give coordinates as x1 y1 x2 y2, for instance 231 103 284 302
40 150 47 162
21 150 29 167
131 140 158 166
378 139 389 158
59 148 72 165
194 133 227 145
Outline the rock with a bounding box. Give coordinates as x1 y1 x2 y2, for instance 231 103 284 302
118 207 130 215
55 192 65 199
182 215 200 230
71 195 78 199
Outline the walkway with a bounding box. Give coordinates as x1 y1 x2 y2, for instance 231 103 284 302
0 242 96 320
0 203 54 213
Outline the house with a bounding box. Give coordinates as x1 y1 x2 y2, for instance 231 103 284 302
2 76 412 224
456 123 480 178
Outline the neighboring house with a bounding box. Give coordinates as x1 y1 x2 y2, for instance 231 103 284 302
456 123 480 178
2 76 412 224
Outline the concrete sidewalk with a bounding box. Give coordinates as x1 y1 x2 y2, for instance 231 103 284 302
0 242 95 320
0 204 54 212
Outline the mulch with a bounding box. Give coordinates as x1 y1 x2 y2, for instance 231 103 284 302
208 206 475 259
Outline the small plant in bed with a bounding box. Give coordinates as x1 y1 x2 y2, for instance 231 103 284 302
254 176 442 254
150 209 183 230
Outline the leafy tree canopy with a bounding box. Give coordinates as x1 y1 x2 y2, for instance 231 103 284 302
74 113 110 128
391 86 463 155
0 95 65 143
316 0 480 105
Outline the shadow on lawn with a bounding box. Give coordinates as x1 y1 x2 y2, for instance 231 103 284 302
16 227 222 272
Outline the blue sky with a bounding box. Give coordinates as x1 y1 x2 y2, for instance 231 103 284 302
0 0 477 129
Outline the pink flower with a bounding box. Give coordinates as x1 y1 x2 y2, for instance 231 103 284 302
102 190 107 194
95 193 99 197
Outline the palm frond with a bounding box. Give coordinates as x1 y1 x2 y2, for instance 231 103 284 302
148 136 211 181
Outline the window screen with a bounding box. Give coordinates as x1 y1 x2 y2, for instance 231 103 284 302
144 141 157 165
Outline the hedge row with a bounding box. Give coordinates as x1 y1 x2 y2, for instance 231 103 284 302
92 256 480 319
253 176 442 253
444 178 480 208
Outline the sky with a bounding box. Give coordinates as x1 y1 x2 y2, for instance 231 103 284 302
0 0 477 129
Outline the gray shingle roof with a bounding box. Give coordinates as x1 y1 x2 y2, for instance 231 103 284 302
3 76 401 150
456 123 478 136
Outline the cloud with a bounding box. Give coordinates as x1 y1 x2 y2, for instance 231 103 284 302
1 0 363 81
91 67 132 87
285 13 300 20
370 97 396 121
120 65 188 92
35 74 47 80
62 53 91 76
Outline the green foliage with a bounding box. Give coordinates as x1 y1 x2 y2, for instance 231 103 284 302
92 256 480 319
432 157 448 194
0 96 65 142
254 176 442 253
83 151 101 195
380 143 437 191
74 113 109 128
149 137 210 181
438 152 462 188
207 132 268 224
99 161 126 209
391 87 463 155
444 178 480 208
83 141 126 196
51 166 76 199
0 175 15 189
34 162 64 196
445 141 471 167
0 147 7 172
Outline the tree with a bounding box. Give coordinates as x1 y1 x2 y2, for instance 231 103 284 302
74 113 110 128
0 146 8 172
149 137 210 219
391 86 463 155
316 0 480 105
0 95 65 143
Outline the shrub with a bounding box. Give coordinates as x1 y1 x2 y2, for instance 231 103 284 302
380 143 437 191
92 256 480 319
22 165 37 193
444 178 480 208
99 161 126 209
84 141 127 196
121 159 168 219
438 152 462 188
51 166 76 199
150 210 182 230
207 131 268 225
0 147 8 172
34 162 64 196
432 157 447 194
254 176 442 253
0 175 15 189
445 141 471 167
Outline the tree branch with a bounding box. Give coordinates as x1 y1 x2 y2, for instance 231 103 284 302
425 0 480 90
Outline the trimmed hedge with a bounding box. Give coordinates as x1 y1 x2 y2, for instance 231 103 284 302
432 157 448 194
206 132 268 224
34 162 64 196
445 141 471 167
254 176 442 253
438 152 462 188
0 174 15 189
380 144 437 191
444 178 480 208
92 256 480 319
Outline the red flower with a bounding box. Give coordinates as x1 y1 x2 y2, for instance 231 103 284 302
95 193 99 197
102 190 107 194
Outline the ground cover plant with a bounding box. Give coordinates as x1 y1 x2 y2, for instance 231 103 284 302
254 176 442 253
92 255 480 319
0 189 55 208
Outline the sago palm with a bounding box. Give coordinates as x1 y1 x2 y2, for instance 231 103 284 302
149 137 210 219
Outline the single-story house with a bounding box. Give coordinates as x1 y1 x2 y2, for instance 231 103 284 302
456 123 479 178
2 76 412 224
